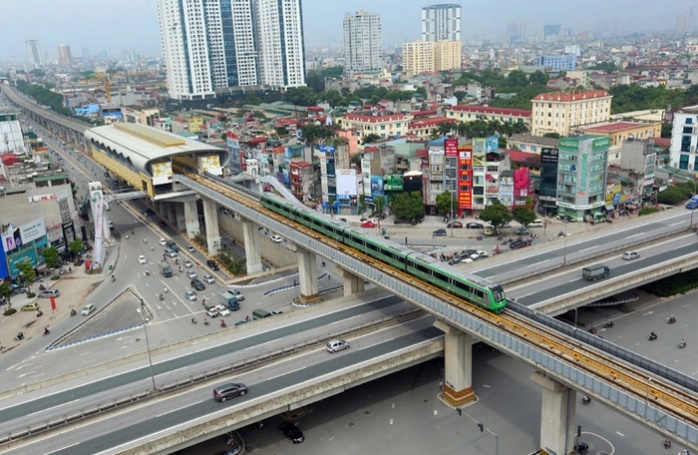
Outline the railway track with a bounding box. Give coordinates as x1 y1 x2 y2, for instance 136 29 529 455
186 170 698 431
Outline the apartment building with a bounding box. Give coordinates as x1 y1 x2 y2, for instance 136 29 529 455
157 0 304 101
338 111 410 140
669 109 698 171
422 4 461 42
343 11 382 74
531 90 612 137
445 105 532 129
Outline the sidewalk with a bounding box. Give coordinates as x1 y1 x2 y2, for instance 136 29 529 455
0 246 118 352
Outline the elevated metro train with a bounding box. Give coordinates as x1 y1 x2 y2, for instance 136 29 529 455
260 192 507 313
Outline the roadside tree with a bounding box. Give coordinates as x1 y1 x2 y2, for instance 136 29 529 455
512 206 537 226
42 246 59 269
435 191 455 216
392 192 424 224
479 201 513 230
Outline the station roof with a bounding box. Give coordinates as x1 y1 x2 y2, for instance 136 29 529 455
84 123 227 175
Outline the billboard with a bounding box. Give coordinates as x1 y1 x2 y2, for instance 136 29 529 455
444 138 458 156
336 169 357 197
151 161 173 185
370 176 384 197
2 219 47 254
458 145 473 212
197 155 222 176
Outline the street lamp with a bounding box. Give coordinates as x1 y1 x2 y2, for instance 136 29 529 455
137 305 156 392
562 218 568 266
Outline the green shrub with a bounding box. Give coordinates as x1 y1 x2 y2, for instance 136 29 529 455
51 275 60 280
637 207 658 216
26 291 36 298
3 307 17 316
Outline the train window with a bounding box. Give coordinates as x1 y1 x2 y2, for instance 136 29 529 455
432 270 449 283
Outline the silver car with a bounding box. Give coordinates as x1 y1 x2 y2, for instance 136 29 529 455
184 290 197 301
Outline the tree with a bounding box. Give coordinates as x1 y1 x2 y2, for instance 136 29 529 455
529 70 549 86
0 281 11 307
512 206 537 226
435 191 455 216
41 246 59 269
29 68 45 78
478 201 513 230
661 124 672 138
362 133 381 144
498 135 507 149
373 196 386 216
69 239 84 259
350 153 362 170
301 123 337 145
657 184 692 205
17 262 36 289
392 192 424 224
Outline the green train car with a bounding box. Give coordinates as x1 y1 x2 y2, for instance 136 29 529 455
261 193 506 313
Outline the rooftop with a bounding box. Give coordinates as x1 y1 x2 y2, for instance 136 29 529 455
533 89 611 102
582 121 657 134
447 105 531 117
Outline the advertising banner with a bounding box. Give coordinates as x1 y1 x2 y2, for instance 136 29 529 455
370 176 384 197
457 145 473 211
336 169 357 197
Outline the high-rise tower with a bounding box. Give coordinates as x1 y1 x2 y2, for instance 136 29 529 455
343 11 382 74
57 44 72 67
157 0 304 101
25 40 44 68
422 4 461 43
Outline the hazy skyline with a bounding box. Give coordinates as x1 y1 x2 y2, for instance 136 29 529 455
3 0 697 61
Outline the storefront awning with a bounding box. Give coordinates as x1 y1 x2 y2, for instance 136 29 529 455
604 204 614 210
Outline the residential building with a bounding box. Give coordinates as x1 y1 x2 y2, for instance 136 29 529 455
290 160 314 203
507 134 558 154
555 135 610 221
433 40 461 72
256 0 306 89
343 11 382 74
564 45 581 56
25 40 44 68
669 109 698 171
337 111 410 140
422 4 461 42
122 107 160 127
617 138 657 201
531 89 612 137
57 44 72 67
581 121 661 147
535 55 576 71
0 112 26 154
403 41 434 77
156 0 304 101
445 105 532 130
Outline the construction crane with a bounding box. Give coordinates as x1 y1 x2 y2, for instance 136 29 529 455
103 78 112 104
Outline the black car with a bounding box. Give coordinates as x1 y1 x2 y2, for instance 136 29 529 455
466 222 484 229
206 259 220 271
509 239 531 250
446 221 463 228
191 278 205 291
213 382 248 402
280 422 305 444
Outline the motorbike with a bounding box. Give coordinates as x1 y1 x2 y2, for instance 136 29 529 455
191 318 197 324
203 319 209 326
581 395 591 405
39 284 47 291
14 332 24 341
649 332 658 341
159 294 164 301
70 308 76 317
667 316 676 324
603 320 614 329
220 319 226 328
43 326 50 336
111 275 116 283
143 238 148 244
664 439 672 449
145 270 150 276
574 442 589 454
679 340 687 349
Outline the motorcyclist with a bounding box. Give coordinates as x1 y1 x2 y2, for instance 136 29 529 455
191 317 196 324
669 314 676 323
664 439 672 449
111 275 115 282
159 293 164 301
679 339 687 348
649 331 657 340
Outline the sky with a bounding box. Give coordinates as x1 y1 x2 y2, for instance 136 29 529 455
3 0 698 61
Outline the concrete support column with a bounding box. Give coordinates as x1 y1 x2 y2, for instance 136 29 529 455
174 202 185 232
297 247 320 304
183 198 200 239
531 371 576 455
434 320 477 407
202 198 221 255
167 202 177 225
241 219 263 274
341 269 364 297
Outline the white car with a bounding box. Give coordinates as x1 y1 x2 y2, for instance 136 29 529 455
158 238 167 246
186 269 197 279
622 251 640 261
216 304 231 317
138 255 147 265
270 235 283 243
184 290 197 301
183 259 193 268
203 274 215 284
187 245 195 252
81 303 96 316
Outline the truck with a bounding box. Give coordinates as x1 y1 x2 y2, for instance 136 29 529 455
219 293 240 311
159 260 173 278
582 264 610 281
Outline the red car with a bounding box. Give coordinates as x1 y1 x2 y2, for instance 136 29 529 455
360 220 377 228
